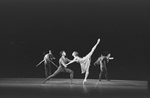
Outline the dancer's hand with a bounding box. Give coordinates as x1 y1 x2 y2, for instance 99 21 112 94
94 62 97 66
64 65 67 68
36 64 39 67
109 57 114 60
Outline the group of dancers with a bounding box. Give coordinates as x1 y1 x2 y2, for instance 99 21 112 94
36 38 114 84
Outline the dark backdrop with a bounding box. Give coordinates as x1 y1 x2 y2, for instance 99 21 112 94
0 0 149 80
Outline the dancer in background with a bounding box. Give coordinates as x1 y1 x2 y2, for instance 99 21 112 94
42 51 74 84
94 53 114 81
66 38 100 84
36 50 58 78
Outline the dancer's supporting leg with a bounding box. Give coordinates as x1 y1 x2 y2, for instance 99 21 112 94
44 61 52 78
105 68 110 81
83 66 90 84
99 69 103 81
64 68 74 84
47 62 51 76
44 63 48 78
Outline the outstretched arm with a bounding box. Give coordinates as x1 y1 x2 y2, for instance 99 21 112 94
36 59 44 67
106 54 114 62
94 57 100 66
94 61 98 66
36 54 47 67
107 54 111 59
49 60 58 67
109 57 114 60
59 58 75 68
86 38 100 57
106 54 114 59
94 57 102 66
65 58 78 66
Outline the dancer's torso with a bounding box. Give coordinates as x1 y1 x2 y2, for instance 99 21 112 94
44 54 54 62
100 57 107 69
59 57 69 68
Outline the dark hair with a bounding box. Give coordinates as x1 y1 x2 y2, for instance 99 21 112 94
60 51 65 56
74 51 79 56
102 51 109 56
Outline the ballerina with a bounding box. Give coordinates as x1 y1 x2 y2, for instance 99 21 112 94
66 38 100 84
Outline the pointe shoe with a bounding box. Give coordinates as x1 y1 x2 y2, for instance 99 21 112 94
42 78 50 84
42 79 48 84
83 79 87 84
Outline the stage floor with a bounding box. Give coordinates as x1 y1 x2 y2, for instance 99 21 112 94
0 78 148 98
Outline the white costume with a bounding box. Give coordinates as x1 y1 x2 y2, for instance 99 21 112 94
77 53 92 74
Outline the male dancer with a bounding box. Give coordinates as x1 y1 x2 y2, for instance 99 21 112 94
42 51 74 84
36 50 57 78
66 38 100 84
94 53 114 81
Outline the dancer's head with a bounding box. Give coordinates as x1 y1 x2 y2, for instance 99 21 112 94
102 51 109 56
100 54 104 58
72 51 78 57
49 50 52 54
60 51 66 56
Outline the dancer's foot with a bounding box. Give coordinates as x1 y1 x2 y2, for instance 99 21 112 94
42 79 48 84
83 79 87 84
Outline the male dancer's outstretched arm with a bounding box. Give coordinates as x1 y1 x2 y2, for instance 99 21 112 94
36 58 58 67
49 60 58 67
36 53 57 67
36 54 48 67
36 59 44 67
106 53 114 62
94 57 101 66
65 58 78 66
